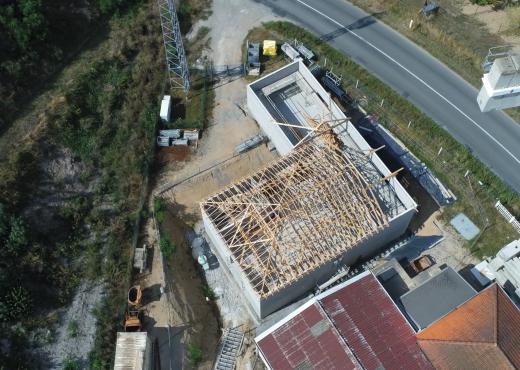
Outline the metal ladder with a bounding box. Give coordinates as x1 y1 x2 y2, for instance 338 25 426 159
214 328 244 370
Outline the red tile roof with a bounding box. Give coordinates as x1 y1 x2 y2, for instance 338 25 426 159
417 284 520 370
256 272 433 370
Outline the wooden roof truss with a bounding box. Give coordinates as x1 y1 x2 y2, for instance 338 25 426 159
201 140 389 298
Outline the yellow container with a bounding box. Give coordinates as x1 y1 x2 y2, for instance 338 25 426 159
263 40 277 56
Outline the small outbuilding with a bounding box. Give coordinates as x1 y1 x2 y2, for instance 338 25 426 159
113 332 152 370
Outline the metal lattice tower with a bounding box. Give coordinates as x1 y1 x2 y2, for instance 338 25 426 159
158 0 190 91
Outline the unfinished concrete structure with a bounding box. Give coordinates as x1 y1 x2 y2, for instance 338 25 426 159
478 54 520 112
201 61 416 319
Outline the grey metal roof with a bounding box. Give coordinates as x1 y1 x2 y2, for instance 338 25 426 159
400 267 477 330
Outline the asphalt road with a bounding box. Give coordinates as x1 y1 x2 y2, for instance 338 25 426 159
258 0 520 193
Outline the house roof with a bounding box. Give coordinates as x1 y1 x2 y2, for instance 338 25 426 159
417 284 520 369
400 267 477 329
113 332 149 370
256 271 433 370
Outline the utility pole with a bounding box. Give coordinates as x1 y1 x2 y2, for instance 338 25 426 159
157 0 190 92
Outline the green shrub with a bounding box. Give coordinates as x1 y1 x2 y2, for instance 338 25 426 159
187 344 203 367
201 285 216 300
160 236 176 259
63 356 80 370
153 198 165 224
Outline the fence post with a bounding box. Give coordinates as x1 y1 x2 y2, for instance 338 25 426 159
437 147 443 156
380 98 384 107
407 120 412 128
356 79 359 89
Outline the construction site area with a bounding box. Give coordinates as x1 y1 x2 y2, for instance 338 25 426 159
113 0 520 369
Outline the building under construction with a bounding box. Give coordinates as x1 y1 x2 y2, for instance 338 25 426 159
201 61 416 318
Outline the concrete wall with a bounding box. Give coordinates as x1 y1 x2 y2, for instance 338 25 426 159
247 86 294 155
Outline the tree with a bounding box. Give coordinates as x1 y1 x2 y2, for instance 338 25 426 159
0 0 47 50
0 286 31 323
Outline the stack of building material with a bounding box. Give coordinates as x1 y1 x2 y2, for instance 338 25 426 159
133 245 147 273
263 40 277 56
247 41 260 76
234 134 265 154
214 328 244 370
183 129 200 142
156 136 170 147
157 129 182 147
159 129 182 139
280 43 301 62
294 41 314 62
171 138 188 146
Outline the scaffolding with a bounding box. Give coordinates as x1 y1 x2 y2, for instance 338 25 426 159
201 137 389 298
157 0 190 91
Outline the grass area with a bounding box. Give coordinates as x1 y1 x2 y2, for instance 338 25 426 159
345 0 520 122
247 21 520 258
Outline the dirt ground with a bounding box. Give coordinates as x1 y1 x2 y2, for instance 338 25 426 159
461 1 520 51
135 1 281 368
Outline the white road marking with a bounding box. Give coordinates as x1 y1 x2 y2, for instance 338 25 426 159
295 0 520 165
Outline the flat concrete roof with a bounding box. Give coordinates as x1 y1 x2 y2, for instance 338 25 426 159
400 267 477 330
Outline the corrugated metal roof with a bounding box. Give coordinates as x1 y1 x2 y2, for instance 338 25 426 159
417 284 520 369
257 303 361 370
320 272 433 370
113 332 149 370
256 272 432 370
